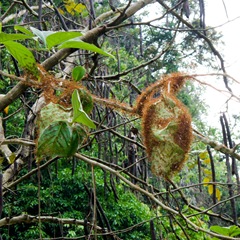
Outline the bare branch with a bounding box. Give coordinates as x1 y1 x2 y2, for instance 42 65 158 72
0 214 102 230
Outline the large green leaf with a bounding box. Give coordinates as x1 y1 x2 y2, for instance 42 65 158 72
37 121 81 158
210 226 229 236
14 25 34 36
3 41 38 77
71 89 96 129
46 31 82 49
30 26 54 47
59 40 115 59
0 32 32 42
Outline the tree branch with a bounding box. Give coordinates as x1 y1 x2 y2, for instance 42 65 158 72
193 131 240 161
0 214 102 230
75 153 237 240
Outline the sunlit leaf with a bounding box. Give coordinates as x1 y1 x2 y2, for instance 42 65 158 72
203 177 210 186
46 31 82 49
72 66 86 81
71 89 96 129
59 40 116 59
208 184 213 195
3 41 38 77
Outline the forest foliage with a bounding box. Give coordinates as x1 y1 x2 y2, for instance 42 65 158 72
0 0 240 239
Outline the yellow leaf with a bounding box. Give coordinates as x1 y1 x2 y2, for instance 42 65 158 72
64 0 75 14
216 188 221 201
208 185 213 195
58 8 65 15
199 151 208 159
65 4 74 14
9 153 16 164
64 0 85 15
4 105 9 114
74 3 86 13
203 169 212 175
203 177 210 186
203 158 210 164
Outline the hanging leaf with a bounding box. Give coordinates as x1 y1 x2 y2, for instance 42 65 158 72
71 89 96 129
30 27 54 47
14 25 34 36
72 66 86 81
37 121 84 158
46 31 82 49
58 40 116 59
203 177 210 186
3 41 38 77
208 184 213 195
216 188 221 201
0 32 32 42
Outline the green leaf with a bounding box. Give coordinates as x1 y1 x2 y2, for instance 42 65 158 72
14 25 34 36
72 66 86 81
30 26 54 47
210 226 229 236
46 31 82 49
37 121 80 158
77 89 93 114
3 41 38 77
59 40 115 59
0 32 32 42
229 226 240 237
71 89 96 129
